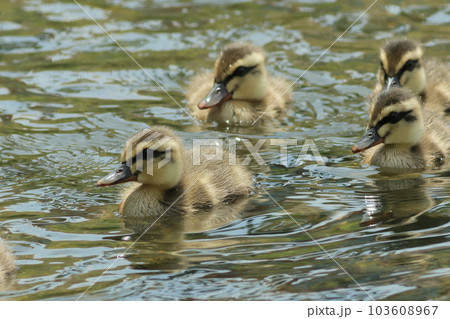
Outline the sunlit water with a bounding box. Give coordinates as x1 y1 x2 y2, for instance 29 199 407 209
0 0 449 300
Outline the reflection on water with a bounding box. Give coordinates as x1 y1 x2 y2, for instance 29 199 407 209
0 0 449 301
359 174 434 227
116 198 250 273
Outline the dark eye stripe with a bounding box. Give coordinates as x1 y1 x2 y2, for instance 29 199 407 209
125 148 169 166
377 110 413 128
396 59 419 79
221 65 257 86
381 59 419 79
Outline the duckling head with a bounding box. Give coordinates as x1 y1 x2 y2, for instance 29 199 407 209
97 127 183 190
198 42 268 109
352 87 424 153
377 39 426 94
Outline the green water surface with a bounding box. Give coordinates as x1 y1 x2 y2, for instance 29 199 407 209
0 0 449 300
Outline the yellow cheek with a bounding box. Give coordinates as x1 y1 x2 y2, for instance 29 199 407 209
378 125 390 138
226 78 239 93
409 69 426 93
232 73 267 100
400 68 426 93
383 121 424 145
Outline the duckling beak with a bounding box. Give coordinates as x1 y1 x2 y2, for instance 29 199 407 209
97 163 138 187
352 127 384 154
385 75 400 90
198 82 232 109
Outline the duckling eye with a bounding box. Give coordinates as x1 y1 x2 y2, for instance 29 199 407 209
141 149 149 160
233 66 251 77
141 148 165 160
386 111 403 123
404 59 418 71
378 110 413 127
153 150 166 158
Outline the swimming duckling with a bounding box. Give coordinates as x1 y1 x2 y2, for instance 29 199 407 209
374 38 450 113
97 126 252 217
0 241 16 290
352 87 450 169
186 42 292 125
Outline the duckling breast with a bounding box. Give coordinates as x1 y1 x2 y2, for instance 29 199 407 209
120 184 169 217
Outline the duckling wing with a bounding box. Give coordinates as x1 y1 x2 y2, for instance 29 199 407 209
264 76 292 114
421 109 450 164
181 148 252 210
424 58 450 85
423 58 450 113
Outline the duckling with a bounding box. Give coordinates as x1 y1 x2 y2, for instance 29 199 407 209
97 126 252 217
0 241 16 290
374 38 450 113
186 42 292 125
352 87 450 169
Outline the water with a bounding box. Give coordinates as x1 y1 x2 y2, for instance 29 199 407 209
0 0 449 301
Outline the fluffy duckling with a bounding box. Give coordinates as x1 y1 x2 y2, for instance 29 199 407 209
97 126 252 217
186 42 292 125
374 38 450 113
0 241 16 290
352 87 450 169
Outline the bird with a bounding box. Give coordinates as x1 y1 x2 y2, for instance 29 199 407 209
352 87 450 169
97 126 252 217
373 38 450 113
186 42 292 125
0 241 16 290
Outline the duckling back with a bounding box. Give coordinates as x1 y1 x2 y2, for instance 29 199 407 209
419 108 450 164
181 146 252 209
421 58 450 114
